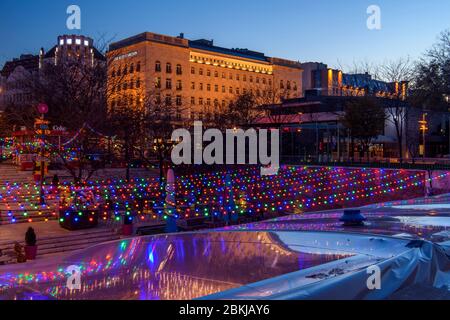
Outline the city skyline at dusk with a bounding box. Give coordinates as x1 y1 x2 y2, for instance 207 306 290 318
1 0 450 70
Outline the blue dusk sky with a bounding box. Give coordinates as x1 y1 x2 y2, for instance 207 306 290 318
0 0 449 70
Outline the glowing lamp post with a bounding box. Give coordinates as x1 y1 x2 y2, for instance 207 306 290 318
37 103 49 205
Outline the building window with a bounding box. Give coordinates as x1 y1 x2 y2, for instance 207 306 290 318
130 79 134 89
222 85 226 93
123 65 128 75
176 80 182 90
215 85 219 92
191 97 195 105
206 98 211 106
214 99 219 107
191 67 195 74
199 68 203 75
176 64 182 75
287 81 291 90
130 63 135 73
229 86 233 94
207 84 211 91
262 78 266 85
155 77 161 88
236 74 240 81
293 82 298 91
136 62 141 72
236 88 240 94
199 98 203 105
199 83 204 91
222 72 226 79
222 100 226 108
165 95 172 106
214 71 218 78
176 95 182 106
280 80 284 89
166 63 172 73
229 73 233 80
191 82 195 90
155 61 161 72
207 70 211 77
166 78 172 89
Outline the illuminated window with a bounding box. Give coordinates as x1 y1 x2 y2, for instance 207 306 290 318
84 40 89 46
59 39 64 45
75 38 81 45
67 38 73 45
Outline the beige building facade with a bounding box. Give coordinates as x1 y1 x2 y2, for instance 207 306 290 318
108 32 303 120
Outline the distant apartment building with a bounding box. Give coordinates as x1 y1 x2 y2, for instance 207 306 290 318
107 32 303 120
0 35 105 111
301 62 407 99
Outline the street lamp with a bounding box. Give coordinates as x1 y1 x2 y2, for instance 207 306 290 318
419 113 428 161
37 103 49 206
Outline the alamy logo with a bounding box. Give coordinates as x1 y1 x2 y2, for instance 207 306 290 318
66 5 81 30
66 265 82 290
366 265 382 290
367 5 381 30
171 122 280 176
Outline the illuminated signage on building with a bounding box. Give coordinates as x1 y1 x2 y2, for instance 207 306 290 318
114 51 138 61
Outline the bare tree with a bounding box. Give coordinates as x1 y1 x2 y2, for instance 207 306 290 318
377 57 414 162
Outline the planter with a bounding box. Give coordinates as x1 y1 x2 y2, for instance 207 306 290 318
59 209 99 230
122 215 134 236
25 245 38 260
122 224 133 236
